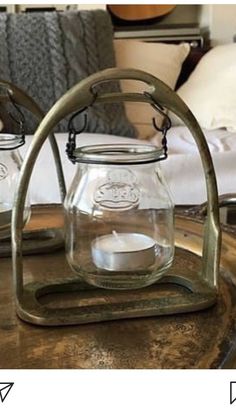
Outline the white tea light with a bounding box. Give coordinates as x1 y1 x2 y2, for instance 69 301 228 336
91 231 156 271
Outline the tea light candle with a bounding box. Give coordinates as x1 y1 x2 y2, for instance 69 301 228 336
91 231 156 271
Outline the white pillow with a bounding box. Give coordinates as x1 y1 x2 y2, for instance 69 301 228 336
114 40 190 139
175 44 236 131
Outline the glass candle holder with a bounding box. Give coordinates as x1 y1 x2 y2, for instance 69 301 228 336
64 143 174 290
0 133 30 239
10 67 221 326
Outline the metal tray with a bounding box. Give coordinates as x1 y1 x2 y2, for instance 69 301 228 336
0 204 64 257
1 205 236 368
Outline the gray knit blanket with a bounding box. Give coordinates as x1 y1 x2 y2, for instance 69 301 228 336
0 10 135 137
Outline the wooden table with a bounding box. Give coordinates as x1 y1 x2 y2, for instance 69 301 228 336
1 205 236 369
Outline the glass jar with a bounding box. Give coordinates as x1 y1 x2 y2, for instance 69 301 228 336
0 133 30 239
64 143 174 290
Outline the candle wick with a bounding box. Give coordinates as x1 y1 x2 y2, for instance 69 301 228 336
112 230 122 243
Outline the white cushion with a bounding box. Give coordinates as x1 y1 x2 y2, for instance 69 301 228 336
24 129 236 206
175 44 236 131
114 40 190 139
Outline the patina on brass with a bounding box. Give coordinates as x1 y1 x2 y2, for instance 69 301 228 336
11 68 221 326
0 80 65 255
1 206 235 368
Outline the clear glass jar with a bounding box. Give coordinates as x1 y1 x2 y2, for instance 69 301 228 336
64 143 174 290
0 134 30 239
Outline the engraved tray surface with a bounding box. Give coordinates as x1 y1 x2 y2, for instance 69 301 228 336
1 204 236 369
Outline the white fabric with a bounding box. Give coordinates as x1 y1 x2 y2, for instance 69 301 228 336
21 128 236 206
114 40 190 139
155 126 236 204
174 44 236 131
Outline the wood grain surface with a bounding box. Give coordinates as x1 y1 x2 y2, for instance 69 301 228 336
107 5 175 21
1 205 236 369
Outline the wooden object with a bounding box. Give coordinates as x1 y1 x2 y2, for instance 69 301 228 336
107 5 175 21
0 206 236 368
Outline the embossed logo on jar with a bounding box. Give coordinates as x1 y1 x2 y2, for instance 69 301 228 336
0 163 8 180
94 169 140 210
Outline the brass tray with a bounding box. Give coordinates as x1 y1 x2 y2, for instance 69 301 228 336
1 205 236 369
0 204 64 257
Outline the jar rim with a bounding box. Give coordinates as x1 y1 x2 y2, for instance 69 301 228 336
0 133 24 150
73 143 164 164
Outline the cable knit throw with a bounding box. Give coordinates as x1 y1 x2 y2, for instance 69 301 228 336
0 10 136 137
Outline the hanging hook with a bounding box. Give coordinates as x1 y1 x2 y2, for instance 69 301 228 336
144 91 171 161
67 107 88 135
66 90 98 163
144 91 171 131
66 108 88 163
152 110 171 133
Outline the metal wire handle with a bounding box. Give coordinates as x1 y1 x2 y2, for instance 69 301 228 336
66 91 172 164
144 91 171 161
66 107 88 164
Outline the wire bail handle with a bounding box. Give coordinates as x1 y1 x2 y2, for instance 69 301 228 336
66 107 88 164
66 89 171 164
